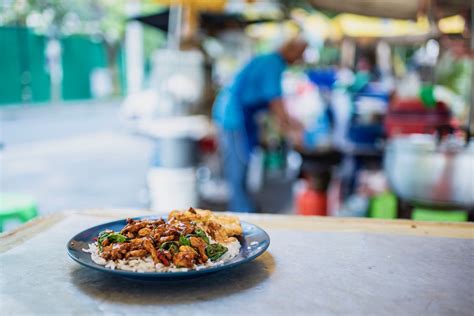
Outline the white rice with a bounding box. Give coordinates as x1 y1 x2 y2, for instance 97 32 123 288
83 240 241 273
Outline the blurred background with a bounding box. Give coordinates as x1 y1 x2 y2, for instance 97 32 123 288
0 0 472 231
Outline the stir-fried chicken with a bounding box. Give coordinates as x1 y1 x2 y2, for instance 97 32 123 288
142 238 159 264
173 246 198 268
120 218 165 238
96 210 242 269
189 236 208 262
101 243 131 260
159 235 175 243
126 249 148 259
138 227 151 237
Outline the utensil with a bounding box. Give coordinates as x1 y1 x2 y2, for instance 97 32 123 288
67 216 270 280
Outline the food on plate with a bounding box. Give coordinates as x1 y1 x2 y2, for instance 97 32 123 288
83 208 242 272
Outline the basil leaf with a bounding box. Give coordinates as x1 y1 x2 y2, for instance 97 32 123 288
195 229 210 244
98 231 109 242
170 243 179 253
97 231 112 252
107 233 128 243
160 241 179 253
97 231 127 252
179 236 190 246
205 244 228 261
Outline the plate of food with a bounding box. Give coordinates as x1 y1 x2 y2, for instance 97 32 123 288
67 208 270 280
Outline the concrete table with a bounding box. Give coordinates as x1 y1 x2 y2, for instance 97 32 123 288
1 209 473 315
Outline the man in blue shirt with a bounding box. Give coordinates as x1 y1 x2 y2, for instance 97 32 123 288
213 38 307 212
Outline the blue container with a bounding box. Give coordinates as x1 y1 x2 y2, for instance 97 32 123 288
306 68 338 90
347 123 384 145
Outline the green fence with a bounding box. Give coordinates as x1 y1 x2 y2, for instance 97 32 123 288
0 27 125 105
61 35 107 100
0 27 50 104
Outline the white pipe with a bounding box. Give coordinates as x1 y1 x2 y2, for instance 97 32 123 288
125 0 144 94
167 5 183 50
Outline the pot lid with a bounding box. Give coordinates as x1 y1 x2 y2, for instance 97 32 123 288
138 115 212 139
388 134 474 153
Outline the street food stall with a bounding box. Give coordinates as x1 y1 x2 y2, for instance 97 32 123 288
1 0 474 315
287 0 474 222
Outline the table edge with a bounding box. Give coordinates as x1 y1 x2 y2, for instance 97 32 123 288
1 209 473 253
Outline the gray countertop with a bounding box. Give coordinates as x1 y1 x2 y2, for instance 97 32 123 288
1 210 473 315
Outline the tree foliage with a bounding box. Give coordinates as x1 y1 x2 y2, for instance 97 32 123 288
0 0 161 44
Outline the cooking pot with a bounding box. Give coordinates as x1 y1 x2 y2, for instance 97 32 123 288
151 137 197 168
138 115 211 168
384 133 474 208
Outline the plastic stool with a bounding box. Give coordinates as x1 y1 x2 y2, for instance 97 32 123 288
412 208 467 222
0 194 39 232
369 192 397 219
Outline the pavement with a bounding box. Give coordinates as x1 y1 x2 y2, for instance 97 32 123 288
0 100 154 219
0 100 296 232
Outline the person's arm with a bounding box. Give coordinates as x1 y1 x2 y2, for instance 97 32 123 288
261 56 304 145
270 98 304 146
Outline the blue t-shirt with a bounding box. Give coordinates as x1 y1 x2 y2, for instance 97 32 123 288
213 52 286 150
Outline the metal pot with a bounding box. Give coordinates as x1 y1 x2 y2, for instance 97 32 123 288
384 134 474 208
138 115 211 168
151 136 197 168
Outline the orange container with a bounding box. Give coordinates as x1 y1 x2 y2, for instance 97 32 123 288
296 189 327 216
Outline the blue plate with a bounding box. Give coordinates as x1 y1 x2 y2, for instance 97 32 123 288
67 216 270 280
